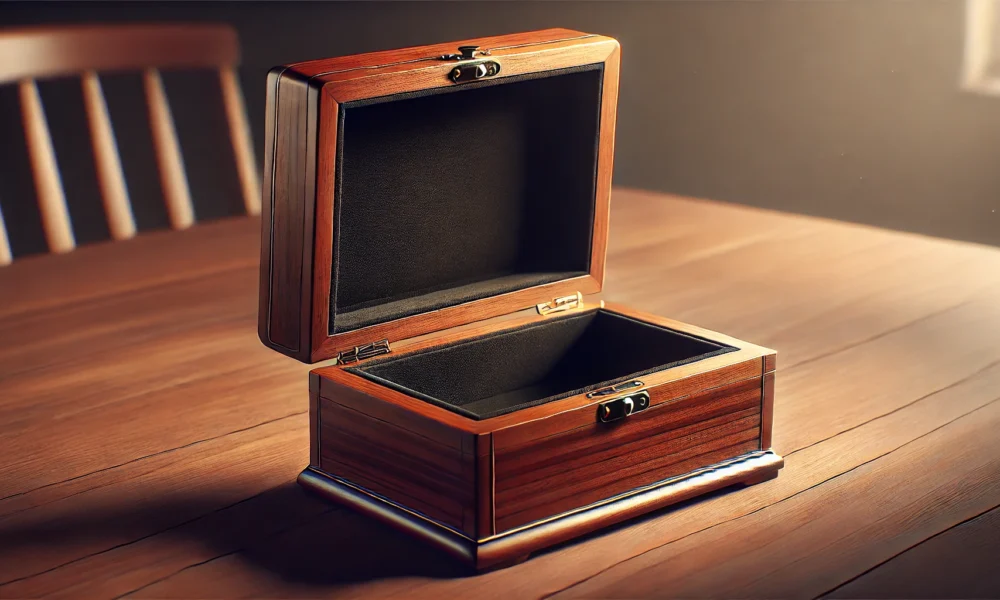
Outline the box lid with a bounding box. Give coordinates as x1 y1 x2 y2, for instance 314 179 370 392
259 29 620 363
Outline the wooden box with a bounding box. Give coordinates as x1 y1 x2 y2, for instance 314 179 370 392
258 28 782 571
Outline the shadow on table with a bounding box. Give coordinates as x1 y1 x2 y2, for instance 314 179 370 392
196 480 745 586
0 481 467 590
220 483 471 585
1 477 748 590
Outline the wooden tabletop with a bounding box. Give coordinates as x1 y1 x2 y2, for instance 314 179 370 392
2 188 999 598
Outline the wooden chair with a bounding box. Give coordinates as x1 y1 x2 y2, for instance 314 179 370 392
0 24 261 266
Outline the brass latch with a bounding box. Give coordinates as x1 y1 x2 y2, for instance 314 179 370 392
598 391 651 423
439 45 501 83
537 291 582 316
335 339 391 365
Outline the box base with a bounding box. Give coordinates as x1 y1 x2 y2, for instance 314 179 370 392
298 449 783 571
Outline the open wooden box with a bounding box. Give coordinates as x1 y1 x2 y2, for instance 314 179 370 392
259 28 782 571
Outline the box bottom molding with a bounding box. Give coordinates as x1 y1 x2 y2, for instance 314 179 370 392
298 449 783 571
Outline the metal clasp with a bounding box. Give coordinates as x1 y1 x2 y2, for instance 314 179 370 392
335 339 391 365
449 60 500 83
537 291 582 316
598 391 651 423
440 45 500 83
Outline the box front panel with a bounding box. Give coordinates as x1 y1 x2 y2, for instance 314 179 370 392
492 376 763 533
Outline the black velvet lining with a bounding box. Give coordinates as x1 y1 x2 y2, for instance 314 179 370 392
348 310 738 420
330 64 604 334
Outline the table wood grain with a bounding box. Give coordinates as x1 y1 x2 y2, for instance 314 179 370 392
1 188 999 598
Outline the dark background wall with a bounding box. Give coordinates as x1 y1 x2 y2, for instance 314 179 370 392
2 0 998 259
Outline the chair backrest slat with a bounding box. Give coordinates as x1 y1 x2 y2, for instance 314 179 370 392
19 79 75 254
82 70 135 240
0 204 11 266
144 68 194 230
219 66 261 216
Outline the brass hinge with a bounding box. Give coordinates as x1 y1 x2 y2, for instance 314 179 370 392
537 291 583 316
335 339 391 365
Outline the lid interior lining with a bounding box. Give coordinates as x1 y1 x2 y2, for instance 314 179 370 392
330 64 605 334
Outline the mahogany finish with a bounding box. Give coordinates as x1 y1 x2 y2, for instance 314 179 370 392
3 191 1000 596
318 398 476 535
311 304 774 438
307 301 778 564
259 69 316 354
284 29 594 78
298 450 782 571
260 29 618 363
260 30 780 568
476 434 494 539
493 377 763 532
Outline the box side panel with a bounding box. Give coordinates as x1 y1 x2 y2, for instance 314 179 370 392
493 376 763 533
258 68 318 361
317 379 478 537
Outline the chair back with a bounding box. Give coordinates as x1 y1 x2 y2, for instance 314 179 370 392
0 24 261 265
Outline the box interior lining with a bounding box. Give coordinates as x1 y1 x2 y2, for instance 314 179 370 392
349 309 738 420
330 65 605 334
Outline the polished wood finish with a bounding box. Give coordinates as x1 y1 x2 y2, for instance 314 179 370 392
825 504 1000 599
312 306 773 437
494 377 763 532
3 189 1000 595
476 434 494 539
259 69 317 355
284 29 593 77
308 315 773 552
308 297 775 557
0 24 259 263
317 37 618 102
318 398 476 535
318 367 477 444
299 451 782 572
269 33 771 557
260 29 619 363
